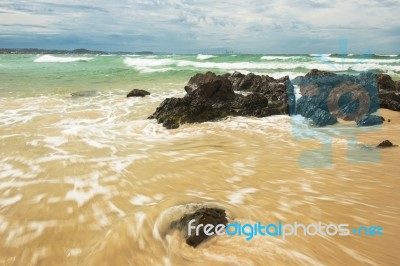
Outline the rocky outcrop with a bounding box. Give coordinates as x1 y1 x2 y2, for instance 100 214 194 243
295 70 397 126
169 207 228 248
149 70 399 129
376 74 400 111
395 80 400 91
127 89 151 97
149 72 292 129
227 71 290 102
377 74 396 92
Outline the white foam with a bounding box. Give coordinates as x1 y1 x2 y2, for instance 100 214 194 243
322 57 400 64
124 56 400 74
260 55 303 60
64 172 110 207
130 194 153 206
43 136 68 147
67 248 82 257
227 188 258 204
0 216 8 234
0 194 23 207
376 54 398 57
310 54 331 57
196 54 217 60
5 220 58 247
34 55 94 63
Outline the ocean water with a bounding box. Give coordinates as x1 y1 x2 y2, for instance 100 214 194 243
1 53 400 97
0 54 400 265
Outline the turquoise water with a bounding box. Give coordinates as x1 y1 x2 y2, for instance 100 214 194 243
1 53 399 97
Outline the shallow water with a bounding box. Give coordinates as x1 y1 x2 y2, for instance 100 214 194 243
0 54 400 265
0 90 399 265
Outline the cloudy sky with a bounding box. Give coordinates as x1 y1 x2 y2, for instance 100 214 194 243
0 0 399 54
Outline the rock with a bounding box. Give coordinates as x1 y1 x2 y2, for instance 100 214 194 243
150 70 400 129
291 76 304 85
379 91 400 111
296 70 382 126
276 75 290 83
226 71 245 89
388 119 391 122
226 72 286 97
149 72 291 128
395 81 400 91
184 72 235 101
377 140 397 148
127 89 150 97
169 207 228 248
305 69 337 78
375 75 400 111
309 108 337 127
376 74 396 92
71 90 97 97
357 115 384 126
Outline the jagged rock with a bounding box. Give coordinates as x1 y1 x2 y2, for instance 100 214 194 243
376 74 396 92
377 140 397 148
149 72 291 129
296 70 381 126
305 69 337 78
169 207 228 248
184 72 235 101
291 76 304 85
379 91 400 111
127 89 151 97
357 115 384 126
310 108 337 127
395 80 400 91
150 70 399 129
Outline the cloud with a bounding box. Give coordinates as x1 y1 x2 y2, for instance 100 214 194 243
0 0 398 53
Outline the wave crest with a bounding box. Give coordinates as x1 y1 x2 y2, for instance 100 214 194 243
196 54 217 60
34 55 94 63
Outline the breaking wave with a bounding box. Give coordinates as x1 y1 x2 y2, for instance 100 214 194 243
34 55 94 63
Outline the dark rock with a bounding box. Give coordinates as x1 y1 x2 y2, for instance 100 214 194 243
276 75 290 83
150 70 400 129
291 76 304 85
377 140 398 148
357 115 384 126
376 74 396 92
150 72 291 128
305 69 337 78
127 89 151 98
184 72 235 101
295 70 382 126
169 207 228 248
375 75 400 111
388 119 391 122
309 108 338 127
226 72 286 97
395 81 400 91
379 91 400 111
226 71 245 89
71 90 97 97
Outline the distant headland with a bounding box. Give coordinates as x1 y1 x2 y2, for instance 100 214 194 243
0 48 154 55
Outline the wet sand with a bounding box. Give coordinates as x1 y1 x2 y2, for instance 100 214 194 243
0 93 399 265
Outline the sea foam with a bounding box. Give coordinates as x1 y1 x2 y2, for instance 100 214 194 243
34 55 94 63
196 54 217 60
